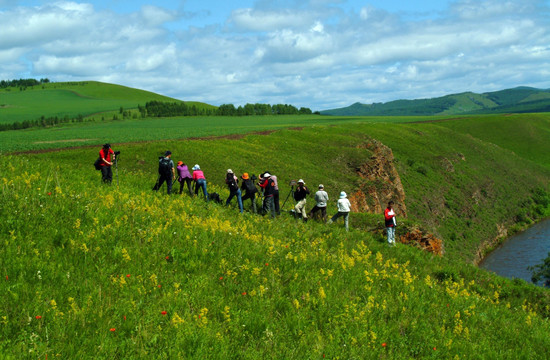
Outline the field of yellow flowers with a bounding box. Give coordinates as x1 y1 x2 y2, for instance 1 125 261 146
2 124 550 358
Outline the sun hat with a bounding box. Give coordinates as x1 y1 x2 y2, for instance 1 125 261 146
318 184 324 189
177 161 183 166
263 172 271 178
340 191 347 198
192 164 200 170
227 169 233 174
298 179 305 184
242 173 250 180
165 150 172 156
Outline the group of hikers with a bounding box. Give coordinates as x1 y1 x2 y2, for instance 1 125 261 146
98 144 398 240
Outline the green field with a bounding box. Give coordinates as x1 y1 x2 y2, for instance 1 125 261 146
1 82 550 358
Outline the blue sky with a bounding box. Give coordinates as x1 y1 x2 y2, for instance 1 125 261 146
1 0 549 110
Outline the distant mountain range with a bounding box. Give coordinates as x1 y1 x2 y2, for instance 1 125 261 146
321 87 550 116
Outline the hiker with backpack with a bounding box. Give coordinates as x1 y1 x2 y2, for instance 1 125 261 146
241 173 258 213
153 151 175 194
225 169 243 213
177 161 193 196
192 164 208 201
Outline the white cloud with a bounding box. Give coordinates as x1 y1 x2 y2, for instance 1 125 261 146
0 0 549 110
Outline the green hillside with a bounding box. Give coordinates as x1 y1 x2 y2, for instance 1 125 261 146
0 81 214 124
1 117 550 357
322 87 550 116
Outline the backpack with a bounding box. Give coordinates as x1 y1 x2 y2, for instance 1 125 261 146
244 179 258 194
228 177 239 192
94 157 102 170
158 157 172 177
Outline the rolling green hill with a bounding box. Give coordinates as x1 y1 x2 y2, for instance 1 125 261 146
322 87 550 116
0 81 215 125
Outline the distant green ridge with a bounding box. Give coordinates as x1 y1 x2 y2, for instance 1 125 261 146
322 87 550 116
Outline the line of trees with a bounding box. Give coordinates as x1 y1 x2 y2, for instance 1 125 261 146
0 114 87 132
0 78 50 89
144 101 312 117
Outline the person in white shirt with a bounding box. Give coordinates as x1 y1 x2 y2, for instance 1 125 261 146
309 184 329 222
328 191 352 231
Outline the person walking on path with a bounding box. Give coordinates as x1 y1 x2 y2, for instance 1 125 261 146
293 179 310 221
328 191 352 231
177 161 193 196
99 143 115 184
258 172 276 218
192 164 209 201
153 151 175 194
241 173 258 213
385 201 397 246
309 184 329 222
225 169 244 213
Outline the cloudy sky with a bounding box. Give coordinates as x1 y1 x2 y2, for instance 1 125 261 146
1 0 549 110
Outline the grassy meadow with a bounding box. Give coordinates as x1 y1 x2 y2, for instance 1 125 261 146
1 81 550 358
2 117 550 358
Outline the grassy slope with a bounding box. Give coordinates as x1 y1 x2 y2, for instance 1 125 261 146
1 125 550 358
0 81 213 124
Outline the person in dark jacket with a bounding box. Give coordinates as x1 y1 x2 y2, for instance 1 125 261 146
293 179 309 221
258 172 276 218
225 169 243 213
241 173 258 213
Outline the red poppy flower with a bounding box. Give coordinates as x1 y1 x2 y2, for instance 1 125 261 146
165 256 170 260
126 274 130 278
123 315 126 321
35 315 42 319
157 284 161 288
219 276 223 280
47 192 52 196
433 347 437 351
265 263 269 266
110 328 116 332
161 311 167 315
382 343 387 348
242 292 247 296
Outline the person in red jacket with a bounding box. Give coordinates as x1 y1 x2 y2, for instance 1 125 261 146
384 201 396 246
99 143 115 184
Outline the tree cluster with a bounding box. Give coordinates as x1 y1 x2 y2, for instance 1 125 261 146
0 78 50 89
144 101 312 117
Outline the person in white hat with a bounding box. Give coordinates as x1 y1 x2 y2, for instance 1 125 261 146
308 184 329 222
293 179 310 221
328 191 352 231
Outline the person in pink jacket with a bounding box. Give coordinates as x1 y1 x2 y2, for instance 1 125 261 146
192 164 208 201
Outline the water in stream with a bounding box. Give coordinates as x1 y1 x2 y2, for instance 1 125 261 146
479 219 550 285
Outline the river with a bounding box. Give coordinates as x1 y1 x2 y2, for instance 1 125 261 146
479 219 550 285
